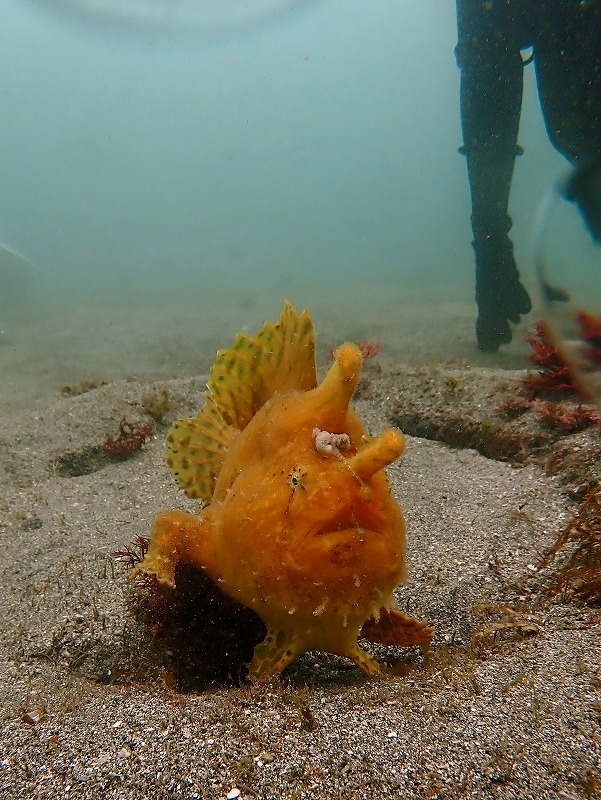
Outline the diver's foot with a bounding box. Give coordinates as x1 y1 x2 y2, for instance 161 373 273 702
476 311 513 352
476 281 532 352
504 280 532 324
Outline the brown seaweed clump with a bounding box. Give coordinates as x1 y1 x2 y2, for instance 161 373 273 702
59 378 107 397
538 482 601 604
141 387 174 423
133 565 266 689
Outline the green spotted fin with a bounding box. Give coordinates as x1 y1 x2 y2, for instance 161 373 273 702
165 396 238 500
208 300 316 430
164 301 316 500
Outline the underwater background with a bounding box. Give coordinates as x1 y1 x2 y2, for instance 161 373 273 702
0 0 569 411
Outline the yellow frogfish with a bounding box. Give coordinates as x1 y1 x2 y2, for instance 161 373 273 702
134 302 432 677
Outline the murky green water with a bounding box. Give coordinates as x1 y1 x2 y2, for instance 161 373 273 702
0 1 573 410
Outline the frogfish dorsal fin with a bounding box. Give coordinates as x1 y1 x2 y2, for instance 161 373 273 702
165 396 238 500
164 301 316 500
208 300 316 430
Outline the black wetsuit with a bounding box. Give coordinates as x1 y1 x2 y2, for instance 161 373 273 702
455 0 601 351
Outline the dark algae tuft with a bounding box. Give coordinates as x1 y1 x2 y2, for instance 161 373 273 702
129 562 266 689
111 535 150 569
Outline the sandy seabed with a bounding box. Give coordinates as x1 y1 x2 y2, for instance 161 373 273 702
0 291 599 800
0 282 530 413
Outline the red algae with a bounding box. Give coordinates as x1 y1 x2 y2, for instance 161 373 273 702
102 418 155 459
523 321 578 397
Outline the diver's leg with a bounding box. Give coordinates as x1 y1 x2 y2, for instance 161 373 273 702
456 0 532 351
533 1 601 165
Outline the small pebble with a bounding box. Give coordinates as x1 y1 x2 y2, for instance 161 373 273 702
21 708 45 725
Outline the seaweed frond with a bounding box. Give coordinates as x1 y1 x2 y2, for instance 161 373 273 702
357 338 383 359
523 321 578 397
111 535 150 568
538 482 601 604
532 400 601 433
576 310 601 369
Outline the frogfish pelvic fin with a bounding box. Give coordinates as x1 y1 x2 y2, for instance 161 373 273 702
134 301 432 677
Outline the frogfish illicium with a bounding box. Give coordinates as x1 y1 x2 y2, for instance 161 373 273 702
134 302 432 677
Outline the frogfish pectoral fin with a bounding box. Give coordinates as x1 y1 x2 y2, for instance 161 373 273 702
247 629 384 678
247 629 302 677
360 608 434 654
346 641 383 677
131 509 218 589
